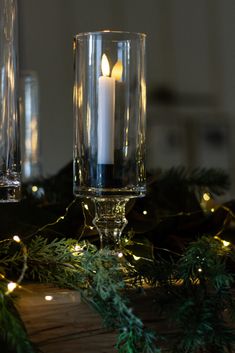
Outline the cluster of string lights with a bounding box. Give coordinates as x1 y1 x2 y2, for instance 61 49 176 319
0 189 233 299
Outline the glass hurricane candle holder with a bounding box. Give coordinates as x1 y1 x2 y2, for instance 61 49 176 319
73 31 146 248
0 0 20 202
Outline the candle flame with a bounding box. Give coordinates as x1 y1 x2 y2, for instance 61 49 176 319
101 54 110 77
111 60 123 81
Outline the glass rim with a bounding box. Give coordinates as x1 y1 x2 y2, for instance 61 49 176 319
74 30 146 41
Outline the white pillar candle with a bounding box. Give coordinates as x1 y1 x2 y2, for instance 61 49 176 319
98 54 115 165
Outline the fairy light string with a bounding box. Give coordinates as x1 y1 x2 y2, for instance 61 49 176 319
30 196 234 260
30 198 77 237
0 236 28 295
0 191 233 296
0 192 233 353
78 201 95 241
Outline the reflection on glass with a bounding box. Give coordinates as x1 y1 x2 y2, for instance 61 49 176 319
20 71 42 182
0 0 20 202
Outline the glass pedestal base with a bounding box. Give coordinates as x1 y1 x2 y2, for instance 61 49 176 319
92 198 129 250
0 185 21 202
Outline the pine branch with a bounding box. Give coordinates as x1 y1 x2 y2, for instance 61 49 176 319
21 237 161 353
1 230 235 353
127 235 235 353
170 236 235 353
188 168 230 195
82 249 160 353
0 290 35 353
178 236 233 289
25 236 87 288
156 167 230 196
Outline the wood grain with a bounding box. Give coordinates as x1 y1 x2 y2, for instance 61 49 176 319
16 284 120 353
15 284 176 353
17 284 235 353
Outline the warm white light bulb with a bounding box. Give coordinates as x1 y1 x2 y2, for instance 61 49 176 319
133 255 141 261
74 244 82 252
203 192 210 201
45 295 53 301
222 240 230 247
32 185 38 192
7 282 17 293
13 235 21 243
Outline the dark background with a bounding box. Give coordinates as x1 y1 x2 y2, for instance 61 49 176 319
18 0 235 196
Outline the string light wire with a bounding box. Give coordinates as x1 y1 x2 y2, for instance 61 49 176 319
0 236 28 295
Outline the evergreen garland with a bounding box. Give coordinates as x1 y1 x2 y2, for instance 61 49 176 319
0 167 234 353
0 292 35 353
1 234 235 353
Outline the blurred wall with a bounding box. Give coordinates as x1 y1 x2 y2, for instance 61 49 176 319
18 0 235 181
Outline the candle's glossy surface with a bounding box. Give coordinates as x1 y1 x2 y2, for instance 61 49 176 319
98 55 115 165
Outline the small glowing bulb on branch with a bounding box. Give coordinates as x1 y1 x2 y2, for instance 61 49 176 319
222 240 230 247
198 268 202 272
71 244 84 256
118 252 123 258
13 235 21 243
211 208 215 213
214 235 231 247
7 282 17 293
203 193 211 201
74 244 82 252
32 185 38 192
84 204 89 210
143 210 148 215
133 255 141 261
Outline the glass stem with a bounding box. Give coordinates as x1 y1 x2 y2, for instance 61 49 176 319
92 198 129 250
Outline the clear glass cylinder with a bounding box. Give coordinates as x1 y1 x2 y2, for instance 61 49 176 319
0 0 20 202
73 31 146 198
20 71 42 182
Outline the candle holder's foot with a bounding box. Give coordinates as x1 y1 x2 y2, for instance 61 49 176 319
92 198 128 250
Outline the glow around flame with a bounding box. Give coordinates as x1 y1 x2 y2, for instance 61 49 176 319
111 60 123 81
101 54 110 76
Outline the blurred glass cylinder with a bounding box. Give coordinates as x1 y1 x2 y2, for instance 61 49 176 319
20 71 42 182
0 0 20 202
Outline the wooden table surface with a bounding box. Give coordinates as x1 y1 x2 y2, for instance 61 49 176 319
17 284 233 353
16 284 116 353
16 284 168 353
